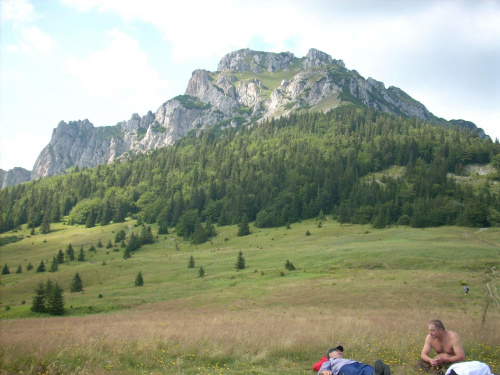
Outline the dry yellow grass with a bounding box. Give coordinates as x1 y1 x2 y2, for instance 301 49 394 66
1 300 498 375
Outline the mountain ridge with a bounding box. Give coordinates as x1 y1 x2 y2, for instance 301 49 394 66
1 48 487 188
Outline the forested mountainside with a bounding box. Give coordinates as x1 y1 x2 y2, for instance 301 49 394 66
2 48 486 188
1 106 499 236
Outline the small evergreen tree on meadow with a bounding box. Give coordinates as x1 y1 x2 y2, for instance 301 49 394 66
285 260 296 271
235 251 246 270
46 282 64 316
237 214 250 237
26 262 33 271
45 279 54 295
135 271 144 287
57 249 65 264
77 247 85 261
205 219 216 239
70 272 83 292
140 225 154 245
1 263 10 275
115 229 126 244
372 207 386 229
85 210 97 228
318 209 325 221
49 256 58 272
158 219 169 235
40 214 51 234
36 260 46 273
198 266 205 278
31 281 47 313
106 239 113 249
188 255 195 268
65 244 75 261
89 244 96 252
16 265 22 274
123 247 131 259
126 232 142 252
97 239 103 248
191 221 207 244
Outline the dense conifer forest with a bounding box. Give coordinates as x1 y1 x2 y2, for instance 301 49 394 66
1 106 499 237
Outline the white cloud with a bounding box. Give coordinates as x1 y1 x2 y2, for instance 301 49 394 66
8 25 56 55
64 29 168 111
0 124 47 170
0 0 36 24
2 0 56 57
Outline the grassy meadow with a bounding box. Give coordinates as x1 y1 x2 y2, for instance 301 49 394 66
0 218 499 374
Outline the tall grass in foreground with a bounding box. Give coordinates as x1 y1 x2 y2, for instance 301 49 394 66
1 303 498 375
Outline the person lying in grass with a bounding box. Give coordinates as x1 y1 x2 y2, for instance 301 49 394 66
418 319 465 375
317 345 390 375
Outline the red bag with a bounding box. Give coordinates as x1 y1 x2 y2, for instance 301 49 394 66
313 356 328 371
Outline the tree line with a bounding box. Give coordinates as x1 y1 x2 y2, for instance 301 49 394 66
1 106 499 235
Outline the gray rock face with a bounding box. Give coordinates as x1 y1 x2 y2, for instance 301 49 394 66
0 167 31 188
4 47 483 185
217 48 296 73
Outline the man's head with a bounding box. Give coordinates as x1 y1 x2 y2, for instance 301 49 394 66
327 346 344 359
428 319 445 339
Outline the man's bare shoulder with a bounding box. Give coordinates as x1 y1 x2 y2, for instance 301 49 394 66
446 331 461 340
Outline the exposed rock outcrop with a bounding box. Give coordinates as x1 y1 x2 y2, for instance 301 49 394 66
2 47 486 185
0 167 31 188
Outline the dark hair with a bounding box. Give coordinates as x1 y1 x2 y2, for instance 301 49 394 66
429 319 445 331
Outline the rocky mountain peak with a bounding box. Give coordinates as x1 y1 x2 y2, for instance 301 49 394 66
217 48 296 73
1 47 488 187
302 48 345 69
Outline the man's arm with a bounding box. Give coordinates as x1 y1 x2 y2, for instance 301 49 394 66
420 335 434 364
318 360 332 375
436 333 465 365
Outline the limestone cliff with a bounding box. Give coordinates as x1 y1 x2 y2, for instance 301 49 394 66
6 48 487 184
0 167 31 188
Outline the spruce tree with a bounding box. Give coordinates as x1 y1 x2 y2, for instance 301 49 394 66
40 214 51 234
237 214 250 237
191 222 207 244
26 262 33 271
188 255 195 268
140 225 154 244
106 239 113 249
135 271 144 286
36 260 46 273
235 251 246 270
198 266 205 278
70 272 83 292
49 256 58 272
31 281 47 313
1 263 10 275
65 244 75 261
16 265 22 274
126 233 141 252
123 247 131 259
115 229 126 244
204 219 216 239
46 282 64 316
77 247 85 261
45 279 54 295
57 249 65 264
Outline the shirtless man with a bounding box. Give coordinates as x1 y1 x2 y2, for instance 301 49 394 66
418 319 465 374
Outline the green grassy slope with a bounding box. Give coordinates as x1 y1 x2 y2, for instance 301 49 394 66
1 219 499 374
1 219 498 318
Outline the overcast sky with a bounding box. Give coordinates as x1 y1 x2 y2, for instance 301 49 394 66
1 0 499 171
